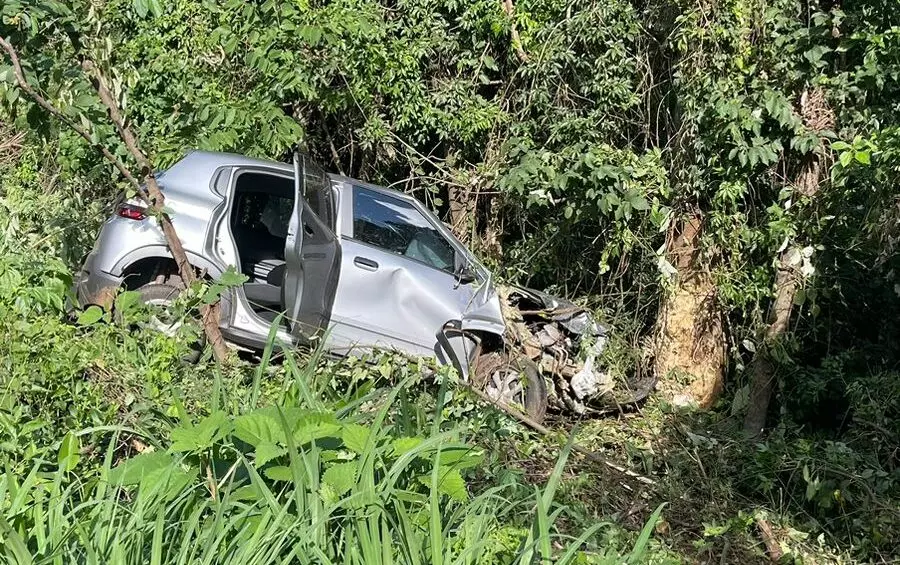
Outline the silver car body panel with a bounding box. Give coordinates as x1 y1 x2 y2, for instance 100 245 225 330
74 150 506 374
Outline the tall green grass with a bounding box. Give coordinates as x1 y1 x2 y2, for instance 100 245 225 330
0 338 664 564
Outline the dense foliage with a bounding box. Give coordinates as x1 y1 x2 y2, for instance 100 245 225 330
1 0 899 561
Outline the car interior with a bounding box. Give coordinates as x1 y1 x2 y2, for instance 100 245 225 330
230 171 294 322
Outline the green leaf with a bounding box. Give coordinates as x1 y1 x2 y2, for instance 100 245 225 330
630 194 650 211
147 0 163 17
298 25 323 46
133 0 148 17
234 407 339 449
254 442 286 466
73 94 96 109
202 284 225 304
418 467 467 501
628 503 667 563
803 45 831 66
0 517 33 565
839 151 853 167
218 268 249 287
392 436 423 457
115 290 141 314
830 140 850 151
109 451 173 485
264 466 292 482
169 411 231 452
854 150 871 165
322 461 357 497
77 305 104 326
342 423 371 454
57 432 80 472
435 447 484 469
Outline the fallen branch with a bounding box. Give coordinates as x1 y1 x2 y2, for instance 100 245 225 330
756 518 784 562
467 383 657 486
0 36 229 363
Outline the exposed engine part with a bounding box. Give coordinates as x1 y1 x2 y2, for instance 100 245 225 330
499 285 656 414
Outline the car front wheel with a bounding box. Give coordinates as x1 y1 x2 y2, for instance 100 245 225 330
475 351 548 423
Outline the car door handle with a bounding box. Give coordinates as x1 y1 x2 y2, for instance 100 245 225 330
304 223 314 236
353 256 378 271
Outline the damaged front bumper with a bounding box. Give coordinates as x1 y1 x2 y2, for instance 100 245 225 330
501 286 656 415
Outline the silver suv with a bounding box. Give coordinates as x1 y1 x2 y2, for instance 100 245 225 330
74 150 547 420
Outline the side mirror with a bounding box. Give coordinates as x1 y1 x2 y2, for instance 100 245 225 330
454 263 477 287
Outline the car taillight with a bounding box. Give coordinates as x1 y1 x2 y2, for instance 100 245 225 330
117 203 147 220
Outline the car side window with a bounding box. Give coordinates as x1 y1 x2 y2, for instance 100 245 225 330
235 191 293 239
352 186 456 273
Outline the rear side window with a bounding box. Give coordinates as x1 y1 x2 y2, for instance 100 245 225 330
232 172 294 239
352 186 456 273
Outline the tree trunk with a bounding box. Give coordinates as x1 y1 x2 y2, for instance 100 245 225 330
0 38 230 363
82 60 230 363
447 181 475 245
742 249 799 436
654 214 726 408
742 87 833 437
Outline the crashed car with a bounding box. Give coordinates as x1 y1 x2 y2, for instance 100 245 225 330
74 150 649 422
74 150 550 418
499 287 656 415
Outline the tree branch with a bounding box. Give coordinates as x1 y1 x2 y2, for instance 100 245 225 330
501 0 529 63
0 36 140 190
1 36 230 363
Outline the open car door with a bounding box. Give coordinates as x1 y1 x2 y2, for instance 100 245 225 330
282 153 341 342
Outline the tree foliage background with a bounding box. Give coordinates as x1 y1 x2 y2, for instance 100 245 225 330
2 0 900 560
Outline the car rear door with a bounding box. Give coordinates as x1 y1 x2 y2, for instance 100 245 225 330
282 154 342 342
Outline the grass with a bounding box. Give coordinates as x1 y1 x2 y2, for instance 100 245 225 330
1 164 896 563
0 322 666 564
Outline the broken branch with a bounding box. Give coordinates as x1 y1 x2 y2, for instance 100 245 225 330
467 383 657 485
756 518 784 562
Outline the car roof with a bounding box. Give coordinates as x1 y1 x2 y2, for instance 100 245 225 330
158 150 293 202
328 173 419 204
164 150 416 204
166 150 292 178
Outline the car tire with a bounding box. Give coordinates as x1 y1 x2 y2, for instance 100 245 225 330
134 280 204 364
476 351 548 423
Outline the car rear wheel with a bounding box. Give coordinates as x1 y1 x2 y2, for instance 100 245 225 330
135 280 204 363
475 351 548 423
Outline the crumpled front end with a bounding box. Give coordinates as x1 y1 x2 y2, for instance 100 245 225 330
500 286 656 414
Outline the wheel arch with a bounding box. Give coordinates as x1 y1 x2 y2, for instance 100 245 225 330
113 248 234 324
113 246 224 289
437 320 506 379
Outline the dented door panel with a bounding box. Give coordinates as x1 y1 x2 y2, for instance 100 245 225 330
326 238 473 357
